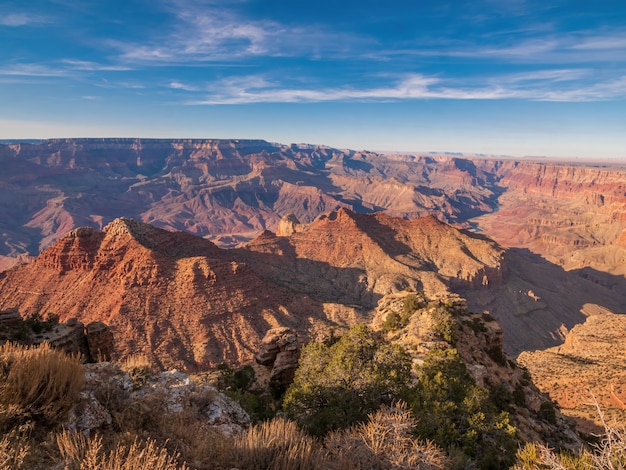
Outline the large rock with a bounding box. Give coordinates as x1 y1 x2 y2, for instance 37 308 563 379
65 363 250 436
255 327 300 390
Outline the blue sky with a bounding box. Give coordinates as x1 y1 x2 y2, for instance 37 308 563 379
1 0 625 159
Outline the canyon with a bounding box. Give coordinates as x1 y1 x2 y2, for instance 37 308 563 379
1 138 625 431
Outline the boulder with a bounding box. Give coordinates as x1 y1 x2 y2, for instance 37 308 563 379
255 327 300 390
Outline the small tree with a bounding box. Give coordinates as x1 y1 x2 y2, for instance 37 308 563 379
283 325 412 436
412 348 518 469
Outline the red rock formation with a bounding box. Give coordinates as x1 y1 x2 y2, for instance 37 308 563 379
0 212 507 369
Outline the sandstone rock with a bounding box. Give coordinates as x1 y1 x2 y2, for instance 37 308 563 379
276 214 301 237
255 327 300 390
47 320 90 358
0 308 22 327
65 390 113 435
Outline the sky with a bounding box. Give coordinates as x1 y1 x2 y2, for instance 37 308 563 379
1 0 625 159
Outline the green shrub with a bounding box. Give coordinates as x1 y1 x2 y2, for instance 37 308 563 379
283 325 412 436
486 345 508 366
466 317 487 334
539 401 557 425
382 312 404 331
431 307 456 345
411 348 518 469
403 293 423 316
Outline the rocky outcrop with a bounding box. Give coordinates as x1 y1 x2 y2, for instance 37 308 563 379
255 327 301 390
372 291 581 449
0 312 113 362
85 321 114 361
65 362 250 436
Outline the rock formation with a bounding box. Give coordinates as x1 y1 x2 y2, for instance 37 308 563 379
66 362 249 436
0 212 511 369
471 160 626 276
0 310 114 362
371 290 581 449
0 139 504 271
255 327 300 391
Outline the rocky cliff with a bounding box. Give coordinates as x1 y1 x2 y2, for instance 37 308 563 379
0 212 508 369
0 139 502 271
472 160 626 276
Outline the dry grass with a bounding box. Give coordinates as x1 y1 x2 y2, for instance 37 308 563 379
56 430 186 470
0 429 30 470
0 342 83 429
324 402 448 470
120 354 153 389
226 417 324 470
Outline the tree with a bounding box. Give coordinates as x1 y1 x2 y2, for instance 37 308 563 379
283 325 412 436
411 348 518 469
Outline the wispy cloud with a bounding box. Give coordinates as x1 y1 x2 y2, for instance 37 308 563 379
373 30 626 65
182 70 626 104
0 64 71 77
62 59 133 71
0 13 48 27
111 1 367 64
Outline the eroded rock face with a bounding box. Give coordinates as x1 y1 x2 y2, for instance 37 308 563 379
518 312 626 434
0 211 509 370
472 160 626 276
85 321 114 361
255 327 301 391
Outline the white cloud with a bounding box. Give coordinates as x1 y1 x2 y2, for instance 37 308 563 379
111 1 366 64
0 13 48 27
62 59 133 71
0 64 71 77
182 71 626 105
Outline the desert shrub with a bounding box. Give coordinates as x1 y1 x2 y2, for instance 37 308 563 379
466 317 488 334
382 293 425 332
217 364 276 422
63 434 186 470
411 348 518 469
489 382 513 411
227 417 324 470
590 410 626 469
513 442 593 470
121 354 153 390
403 293 423 316
513 384 526 407
324 402 448 470
486 345 508 366
0 342 83 429
539 401 557 425
218 363 255 392
382 311 404 331
25 312 59 334
283 325 412 436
